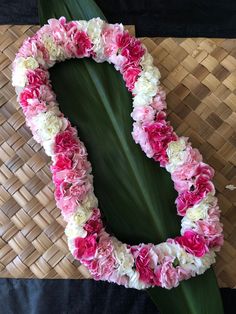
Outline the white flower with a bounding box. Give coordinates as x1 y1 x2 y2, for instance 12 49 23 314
43 139 55 156
193 251 216 275
133 75 158 106
142 65 161 84
113 241 134 276
32 111 63 141
12 57 39 88
140 51 153 69
73 206 92 226
127 269 150 290
65 206 92 239
87 18 105 62
166 138 188 172
181 216 196 234
185 200 209 222
65 221 87 239
42 34 65 62
76 20 88 31
82 192 98 211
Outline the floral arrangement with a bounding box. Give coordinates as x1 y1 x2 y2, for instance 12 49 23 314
12 17 223 290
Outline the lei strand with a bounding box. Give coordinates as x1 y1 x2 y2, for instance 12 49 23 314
12 17 223 289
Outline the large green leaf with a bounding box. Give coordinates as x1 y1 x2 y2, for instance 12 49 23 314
38 1 224 313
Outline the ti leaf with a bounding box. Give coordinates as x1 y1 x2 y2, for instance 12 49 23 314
38 1 224 313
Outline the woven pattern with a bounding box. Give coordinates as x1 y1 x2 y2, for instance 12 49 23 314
0 25 235 287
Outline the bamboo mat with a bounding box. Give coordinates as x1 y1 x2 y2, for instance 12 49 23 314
0 25 235 287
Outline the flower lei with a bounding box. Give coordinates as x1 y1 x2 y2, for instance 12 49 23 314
12 17 223 290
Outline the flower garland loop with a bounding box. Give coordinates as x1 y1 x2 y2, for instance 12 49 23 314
12 17 223 290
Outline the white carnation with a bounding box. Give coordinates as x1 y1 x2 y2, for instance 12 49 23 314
12 57 39 88
166 138 188 172
82 192 98 211
142 65 161 84
140 51 153 69
87 18 105 62
127 269 150 289
133 75 158 107
193 251 216 275
32 111 63 141
181 216 196 234
73 206 93 226
113 241 134 276
42 34 65 62
185 200 210 222
43 139 55 156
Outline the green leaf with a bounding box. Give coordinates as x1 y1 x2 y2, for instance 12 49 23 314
38 1 224 313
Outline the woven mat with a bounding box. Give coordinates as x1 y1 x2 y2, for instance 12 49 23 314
0 25 235 288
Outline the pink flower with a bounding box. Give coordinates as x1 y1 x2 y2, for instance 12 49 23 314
74 31 92 57
195 220 223 250
23 99 47 118
102 23 123 57
19 85 40 108
123 65 141 91
84 208 103 235
48 17 68 45
158 257 179 289
175 230 208 257
54 126 80 154
26 68 49 86
64 21 92 58
195 174 215 196
151 90 167 111
116 31 145 68
132 123 154 158
131 105 155 123
176 190 202 216
132 245 155 284
175 173 214 215
51 154 72 172
74 235 97 261
145 113 177 166
86 232 116 280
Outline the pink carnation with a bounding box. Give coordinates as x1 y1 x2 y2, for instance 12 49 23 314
54 126 80 154
102 23 123 57
175 230 208 257
123 65 141 91
132 123 154 158
84 208 103 235
132 245 155 284
86 232 116 280
195 220 223 250
74 234 97 261
19 85 40 108
23 99 47 118
74 31 92 57
145 113 177 166
116 31 145 69
131 105 155 123
157 257 179 289
151 90 167 111
26 68 49 86
176 190 202 216
51 154 72 172
175 173 214 215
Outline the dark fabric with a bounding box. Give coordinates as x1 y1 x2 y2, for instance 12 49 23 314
0 279 159 314
0 0 236 37
0 279 235 314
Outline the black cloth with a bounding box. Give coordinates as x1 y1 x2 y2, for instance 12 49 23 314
0 279 159 314
0 279 235 314
0 0 236 37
